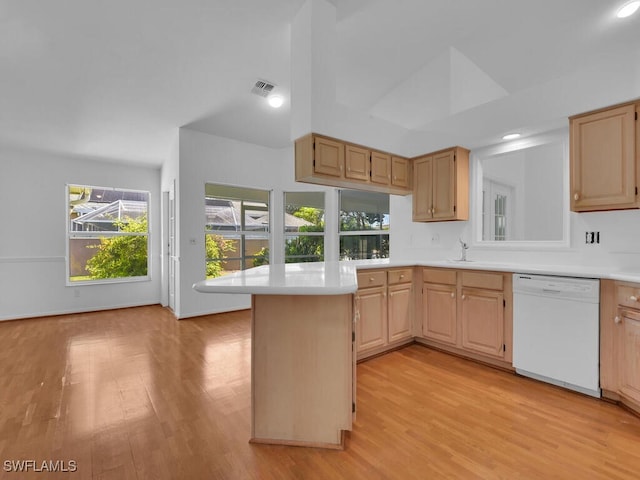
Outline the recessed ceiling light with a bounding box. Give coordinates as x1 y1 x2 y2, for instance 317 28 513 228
617 1 640 18
267 95 284 108
502 133 521 140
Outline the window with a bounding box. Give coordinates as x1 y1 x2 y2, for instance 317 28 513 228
475 132 567 245
205 184 270 277
339 190 389 260
482 179 514 241
284 192 325 263
67 184 149 283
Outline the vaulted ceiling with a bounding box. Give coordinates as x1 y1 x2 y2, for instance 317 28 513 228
1 0 639 165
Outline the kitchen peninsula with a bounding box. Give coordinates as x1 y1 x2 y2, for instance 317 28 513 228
193 262 358 449
195 258 640 450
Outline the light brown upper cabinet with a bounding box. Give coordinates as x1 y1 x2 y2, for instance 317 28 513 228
295 133 412 195
296 134 344 179
345 144 370 181
370 151 392 185
391 156 410 189
412 147 469 222
570 101 639 212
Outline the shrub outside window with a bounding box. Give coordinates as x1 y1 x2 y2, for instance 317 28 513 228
67 185 150 284
284 192 325 263
339 190 389 260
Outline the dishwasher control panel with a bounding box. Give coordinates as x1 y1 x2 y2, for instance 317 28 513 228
513 274 599 302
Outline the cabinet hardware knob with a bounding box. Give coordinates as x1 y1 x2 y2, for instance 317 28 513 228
370 277 374 282
450 292 455 298
393 175 397 180
630 295 638 302
461 294 466 300
573 192 580 201
615 316 622 324
400 274 404 279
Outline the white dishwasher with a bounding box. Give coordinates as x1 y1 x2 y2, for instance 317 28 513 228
512 273 600 398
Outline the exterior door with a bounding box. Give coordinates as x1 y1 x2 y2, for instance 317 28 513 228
168 188 176 312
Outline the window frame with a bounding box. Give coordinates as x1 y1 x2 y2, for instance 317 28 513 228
338 190 390 261
66 184 151 286
283 191 325 264
204 183 271 277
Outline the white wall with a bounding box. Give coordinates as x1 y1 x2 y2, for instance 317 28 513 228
0 146 162 321
176 128 335 318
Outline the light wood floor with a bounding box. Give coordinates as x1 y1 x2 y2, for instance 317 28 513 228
1 305 640 479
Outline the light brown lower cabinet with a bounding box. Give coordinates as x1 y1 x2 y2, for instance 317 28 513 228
388 272 414 343
460 287 504 358
422 281 457 345
601 280 640 414
621 309 640 403
356 268 414 360
419 268 512 368
357 285 387 352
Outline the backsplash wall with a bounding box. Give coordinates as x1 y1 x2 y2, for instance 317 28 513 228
390 193 640 272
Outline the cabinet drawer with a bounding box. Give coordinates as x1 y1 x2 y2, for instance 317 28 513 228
461 271 503 291
357 270 387 288
617 284 640 309
423 268 456 285
388 268 413 285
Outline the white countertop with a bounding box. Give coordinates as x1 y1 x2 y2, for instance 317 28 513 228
349 258 640 283
193 262 358 295
193 259 640 296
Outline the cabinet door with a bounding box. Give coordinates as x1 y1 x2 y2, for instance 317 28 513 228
422 283 457 345
432 150 456 220
314 137 344 177
345 144 370 181
356 287 387 352
388 283 413 343
600 280 620 392
413 156 433 221
371 151 391 185
570 104 636 211
621 309 640 404
391 156 410 188
460 288 504 358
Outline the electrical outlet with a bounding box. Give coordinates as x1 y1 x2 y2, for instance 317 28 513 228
585 231 600 244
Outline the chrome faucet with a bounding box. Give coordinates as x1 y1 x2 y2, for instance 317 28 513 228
458 238 469 261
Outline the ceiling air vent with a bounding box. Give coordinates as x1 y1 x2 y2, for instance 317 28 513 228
251 79 276 97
